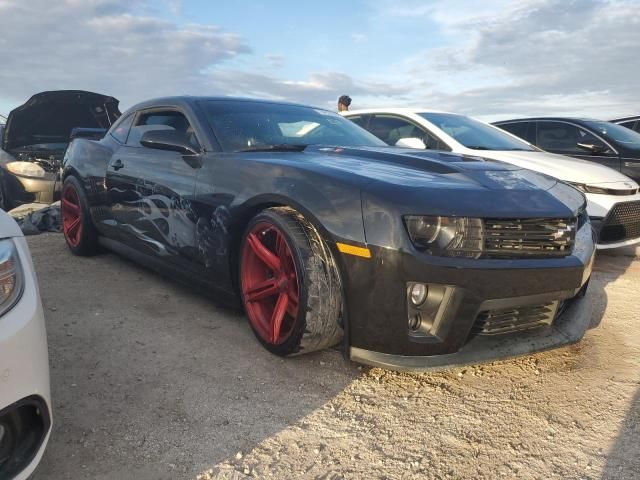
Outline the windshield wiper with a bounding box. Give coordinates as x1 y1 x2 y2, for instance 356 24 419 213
238 144 308 153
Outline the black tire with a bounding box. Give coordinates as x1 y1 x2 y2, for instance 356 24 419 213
61 176 99 256
240 206 343 356
0 174 9 212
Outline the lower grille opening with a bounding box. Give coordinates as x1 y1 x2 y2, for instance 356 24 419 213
599 200 640 244
472 301 559 336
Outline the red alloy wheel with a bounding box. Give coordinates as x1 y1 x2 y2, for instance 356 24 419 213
61 183 83 248
241 221 300 345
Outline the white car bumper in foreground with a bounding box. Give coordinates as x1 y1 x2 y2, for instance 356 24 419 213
585 191 640 249
0 236 51 480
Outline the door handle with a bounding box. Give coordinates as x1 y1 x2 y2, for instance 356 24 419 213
111 159 124 170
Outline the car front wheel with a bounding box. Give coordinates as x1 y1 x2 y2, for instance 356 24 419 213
240 207 343 356
61 176 98 256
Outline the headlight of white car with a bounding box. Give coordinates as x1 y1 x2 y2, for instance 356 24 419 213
6 161 46 178
0 239 24 316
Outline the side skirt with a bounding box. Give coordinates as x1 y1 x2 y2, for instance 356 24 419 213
98 236 241 308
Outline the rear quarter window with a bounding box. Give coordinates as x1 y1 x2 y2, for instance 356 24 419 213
109 113 135 143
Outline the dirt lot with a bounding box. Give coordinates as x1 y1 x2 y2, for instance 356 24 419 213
30 233 639 480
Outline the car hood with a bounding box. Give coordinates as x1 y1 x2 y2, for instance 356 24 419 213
473 149 637 188
301 145 558 191
262 146 586 218
2 90 121 153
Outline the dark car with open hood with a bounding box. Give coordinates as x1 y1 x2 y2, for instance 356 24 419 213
0 90 120 210
62 97 596 371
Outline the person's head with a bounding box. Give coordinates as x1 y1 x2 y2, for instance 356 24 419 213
338 95 352 112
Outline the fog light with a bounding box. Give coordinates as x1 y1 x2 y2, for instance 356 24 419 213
408 314 422 332
409 283 428 306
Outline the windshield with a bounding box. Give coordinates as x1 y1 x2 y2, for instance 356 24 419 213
199 100 386 152
584 120 640 150
419 112 536 151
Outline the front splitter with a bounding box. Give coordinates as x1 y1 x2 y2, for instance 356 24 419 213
350 291 593 372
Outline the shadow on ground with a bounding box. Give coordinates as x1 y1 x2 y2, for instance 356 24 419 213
602 388 640 479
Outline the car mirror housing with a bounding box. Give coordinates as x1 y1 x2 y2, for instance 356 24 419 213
395 137 426 149
140 129 199 155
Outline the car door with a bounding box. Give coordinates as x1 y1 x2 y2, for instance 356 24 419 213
535 120 621 172
366 115 450 150
105 108 202 265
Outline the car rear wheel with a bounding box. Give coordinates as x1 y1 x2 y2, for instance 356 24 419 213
61 176 98 256
240 207 343 356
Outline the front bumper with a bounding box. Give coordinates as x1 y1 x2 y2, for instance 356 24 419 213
0 236 51 480
351 285 591 371
342 222 596 370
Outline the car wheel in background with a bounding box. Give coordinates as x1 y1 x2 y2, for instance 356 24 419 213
61 176 98 256
240 207 343 356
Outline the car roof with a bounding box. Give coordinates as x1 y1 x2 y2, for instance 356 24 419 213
610 115 640 122
494 117 603 124
127 96 325 112
345 107 453 115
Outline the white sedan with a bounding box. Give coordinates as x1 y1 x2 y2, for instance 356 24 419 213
344 108 640 249
0 209 51 479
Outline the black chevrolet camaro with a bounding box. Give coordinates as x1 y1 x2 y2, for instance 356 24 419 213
62 97 596 370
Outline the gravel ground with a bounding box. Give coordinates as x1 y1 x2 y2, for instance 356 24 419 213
29 233 639 480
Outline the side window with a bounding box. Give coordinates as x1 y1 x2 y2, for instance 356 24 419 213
620 120 637 131
537 122 601 154
347 115 369 129
126 110 200 150
423 131 451 151
498 122 529 141
368 115 430 147
109 113 135 144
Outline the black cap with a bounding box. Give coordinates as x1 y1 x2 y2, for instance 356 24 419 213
338 95 352 107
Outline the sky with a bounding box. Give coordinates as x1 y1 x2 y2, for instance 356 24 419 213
0 0 638 121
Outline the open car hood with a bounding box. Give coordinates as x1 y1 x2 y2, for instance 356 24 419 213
2 90 120 152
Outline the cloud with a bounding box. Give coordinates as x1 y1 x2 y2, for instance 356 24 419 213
370 0 640 120
0 0 250 108
2 0 636 122
265 53 285 68
205 70 409 110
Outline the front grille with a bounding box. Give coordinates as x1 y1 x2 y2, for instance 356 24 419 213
472 301 559 335
599 200 640 244
483 218 576 258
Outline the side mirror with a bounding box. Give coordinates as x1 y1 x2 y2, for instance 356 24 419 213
577 142 606 155
395 137 426 149
140 129 199 155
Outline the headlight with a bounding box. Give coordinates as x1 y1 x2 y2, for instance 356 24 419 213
404 215 484 258
0 239 24 317
568 182 611 195
6 161 46 178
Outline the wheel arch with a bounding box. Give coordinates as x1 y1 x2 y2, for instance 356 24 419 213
228 193 353 355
